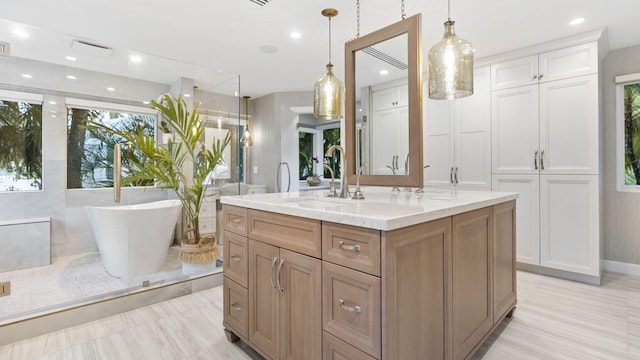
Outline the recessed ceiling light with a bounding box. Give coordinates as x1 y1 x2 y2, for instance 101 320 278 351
67 75 76 80
290 31 301 39
129 54 142 64
21 73 32 79
48 101 57 105
183 93 191 98
107 87 115 92
569 17 585 26
65 56 77 61
12 29 29 38
379 70 389 75
259 45 279 54
51 114 57 118
142 100 150 105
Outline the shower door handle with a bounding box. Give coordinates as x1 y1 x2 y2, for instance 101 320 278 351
113 144 122 203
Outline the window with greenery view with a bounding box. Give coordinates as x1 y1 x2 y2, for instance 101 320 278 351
299 131 315 180
67 105 155 189
0 98 42 191
322 127 341 179
623 82 640 187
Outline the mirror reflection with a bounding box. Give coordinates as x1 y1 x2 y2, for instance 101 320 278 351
355 33 409 175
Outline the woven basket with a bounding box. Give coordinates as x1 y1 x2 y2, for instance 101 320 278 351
179 229 219 263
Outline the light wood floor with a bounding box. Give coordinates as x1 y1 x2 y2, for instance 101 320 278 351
0 270 638 359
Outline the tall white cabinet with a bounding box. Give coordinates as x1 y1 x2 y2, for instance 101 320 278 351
425 66 492 189
490 39 602 282
371 81 409 175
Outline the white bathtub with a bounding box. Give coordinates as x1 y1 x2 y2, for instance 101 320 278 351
85 199 182 278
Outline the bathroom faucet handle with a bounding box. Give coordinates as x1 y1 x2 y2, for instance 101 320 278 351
352 163 367 200
323 164 338 198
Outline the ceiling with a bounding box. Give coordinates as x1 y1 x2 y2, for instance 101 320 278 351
3 0 640 99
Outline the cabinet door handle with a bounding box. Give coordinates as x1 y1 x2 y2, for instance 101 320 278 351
540 150 545 170
270 257 278 289
230 303 242 312
231 217 241 224
538 73 544 79
339 299 362 314
534 150 539 170
230 254 241 262
277 259 285 294
338 241 361 252
454 166 459 184
532 74 538 80
450 167 454 184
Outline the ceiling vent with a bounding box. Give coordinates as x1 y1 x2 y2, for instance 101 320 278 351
71 40 113 57
0 41 10 57
249 0 270 6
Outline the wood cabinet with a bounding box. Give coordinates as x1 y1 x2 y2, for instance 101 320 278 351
224 207 322 360
490 39 601 282
370 81 409 175
425 66 491 189
223 202 516 360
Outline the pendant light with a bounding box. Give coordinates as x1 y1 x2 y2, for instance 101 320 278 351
240 96 253 147
313 8 344 120
428 0 474 100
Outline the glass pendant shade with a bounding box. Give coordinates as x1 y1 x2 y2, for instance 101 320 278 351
240 126 252 147
428 20 474 100
313 63 344 120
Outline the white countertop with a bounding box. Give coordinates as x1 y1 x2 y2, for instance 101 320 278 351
220 187 518 231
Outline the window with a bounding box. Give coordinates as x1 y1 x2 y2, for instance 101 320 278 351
0 91 43 192
321 126 341 179
617 74 640 191
298 129 317 180
66 99 156 189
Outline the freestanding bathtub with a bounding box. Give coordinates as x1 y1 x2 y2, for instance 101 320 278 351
85 199 182 278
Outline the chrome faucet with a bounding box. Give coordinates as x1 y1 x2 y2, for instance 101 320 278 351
325 145 350 198
352 163 367 200
323 164 338 198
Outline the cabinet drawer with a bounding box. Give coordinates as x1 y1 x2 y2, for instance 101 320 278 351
323 262 381 359
223 277 248 339
224 231 248 287
323 223 381 276
248 209 321 258
223 205 247 236
323 331 376 360
198 216 216 235
199 201 216 218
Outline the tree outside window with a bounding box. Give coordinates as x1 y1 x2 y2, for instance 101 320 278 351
624 83 640 185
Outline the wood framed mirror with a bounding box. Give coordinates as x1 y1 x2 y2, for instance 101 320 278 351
345 13 423 188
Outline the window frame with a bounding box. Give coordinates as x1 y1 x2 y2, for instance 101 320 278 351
616 73 640 192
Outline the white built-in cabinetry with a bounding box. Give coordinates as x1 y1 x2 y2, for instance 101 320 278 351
490 40 601 281
424 66 492 189
370 81 409 175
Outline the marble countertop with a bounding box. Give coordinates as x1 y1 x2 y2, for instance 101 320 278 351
220 187 518 231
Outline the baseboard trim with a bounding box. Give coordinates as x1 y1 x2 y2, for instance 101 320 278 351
517 263 601 285
603 259 640 276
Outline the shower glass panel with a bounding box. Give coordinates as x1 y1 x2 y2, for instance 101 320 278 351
0 17 240 324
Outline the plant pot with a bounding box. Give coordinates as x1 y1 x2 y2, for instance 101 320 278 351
306 176 321 186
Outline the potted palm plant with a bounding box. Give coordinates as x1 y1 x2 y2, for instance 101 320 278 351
86 93 230 269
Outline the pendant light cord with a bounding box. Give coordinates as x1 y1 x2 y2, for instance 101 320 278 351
401 0 406 19
355 0 360 38
328 15 332 65
447 0 451 21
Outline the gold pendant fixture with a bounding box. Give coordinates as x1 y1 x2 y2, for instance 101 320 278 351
428 0 474 100
313 8 344 120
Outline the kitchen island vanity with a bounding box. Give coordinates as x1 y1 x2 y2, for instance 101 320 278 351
221 188 517 360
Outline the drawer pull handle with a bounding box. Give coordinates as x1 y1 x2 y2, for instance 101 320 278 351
277 259 285 294
231 303 242 312
339 299 362 314
270 257 278 289
338 241 361 252
230 255 241 262
231 217 241 224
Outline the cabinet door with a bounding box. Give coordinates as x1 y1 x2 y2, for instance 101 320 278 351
248 240 279 359
539 74 598 175
424 95 455 187
538 43 598 83
492 175 540 265
492 200 517 324
491 55 538 90
383 217 450 360
370 108 396 174
491 84 539 174
451 207 493 360
456 66 492 189
279 249 322 360
372 87 397 111
540 175 599 276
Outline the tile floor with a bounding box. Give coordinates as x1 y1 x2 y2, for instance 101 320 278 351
2 270 640 359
